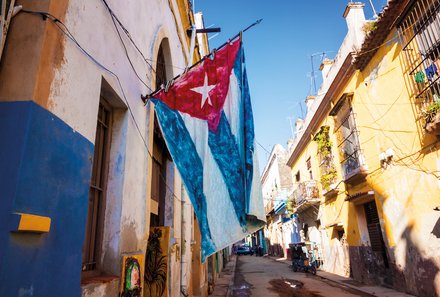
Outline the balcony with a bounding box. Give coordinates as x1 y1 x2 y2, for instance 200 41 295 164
289 181 320 213
341 149 368 185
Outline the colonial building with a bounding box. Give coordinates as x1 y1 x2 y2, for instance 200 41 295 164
261 144 295 257
287 1 440 296
0 1 230 296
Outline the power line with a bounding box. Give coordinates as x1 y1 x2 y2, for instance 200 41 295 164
100 0 152 92
20 9 185 203
256 140 271 155
101 0 186 73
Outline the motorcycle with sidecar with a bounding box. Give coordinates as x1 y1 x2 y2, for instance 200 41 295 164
290 243 317 275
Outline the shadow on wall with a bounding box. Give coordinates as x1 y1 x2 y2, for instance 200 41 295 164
432 217 440 238
268 243 284 258
324 229 350 277
345 189 440 297
398 224 439 297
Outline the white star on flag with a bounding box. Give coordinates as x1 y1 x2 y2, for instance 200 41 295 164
191 73 215 108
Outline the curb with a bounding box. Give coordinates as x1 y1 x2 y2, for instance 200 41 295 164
267 256 415 297
266 256 375 296
225 255 238 297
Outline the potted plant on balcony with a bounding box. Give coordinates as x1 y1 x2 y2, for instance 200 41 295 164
321 169 338 192
286 198 295 213
424 101 440 135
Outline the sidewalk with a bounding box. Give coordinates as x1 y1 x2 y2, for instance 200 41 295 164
210 255 238 297
268 256 415 297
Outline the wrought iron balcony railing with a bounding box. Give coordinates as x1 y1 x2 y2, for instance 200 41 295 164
290 180 320 208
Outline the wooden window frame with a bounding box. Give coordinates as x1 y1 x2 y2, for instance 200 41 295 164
82 97 112 275
306 157 313 180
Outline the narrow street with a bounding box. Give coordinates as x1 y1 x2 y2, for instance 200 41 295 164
229 255 374 297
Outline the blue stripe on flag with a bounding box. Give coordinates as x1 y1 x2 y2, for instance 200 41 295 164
153 100 216 260
242 66 255 214
233 44 255 214
208 112 246 228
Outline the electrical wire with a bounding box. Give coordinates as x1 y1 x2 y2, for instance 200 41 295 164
266 139 440 220
101 0 186 73
20 9 185 203
256 140 271 155
355 87 438 176
100 1 152 92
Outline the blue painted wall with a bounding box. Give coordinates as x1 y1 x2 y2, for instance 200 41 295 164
0 101 94 297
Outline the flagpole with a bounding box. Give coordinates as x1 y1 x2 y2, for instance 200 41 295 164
142 19 263 102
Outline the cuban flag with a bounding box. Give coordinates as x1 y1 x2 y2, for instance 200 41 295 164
151 38 265 261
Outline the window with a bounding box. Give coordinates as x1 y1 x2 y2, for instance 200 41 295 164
155 45 167 89
332 94 364 180
306 157 313 180
82 98 112 272
400 0 440 124
150 41 172 227
150 121 171 227
295 171 301 182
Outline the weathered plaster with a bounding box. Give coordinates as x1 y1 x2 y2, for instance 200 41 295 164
81 279 119 297
0 0 68 108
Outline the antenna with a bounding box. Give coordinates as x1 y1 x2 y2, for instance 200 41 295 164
310 55 317 95
368 0 378 18
309 51 334 95
299 101 305 119
287 117 295 139
310 51 331 95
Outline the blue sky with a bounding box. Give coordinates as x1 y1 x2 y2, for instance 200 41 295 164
196 1 388 170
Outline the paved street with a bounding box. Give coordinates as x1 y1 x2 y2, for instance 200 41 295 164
229 255 374 297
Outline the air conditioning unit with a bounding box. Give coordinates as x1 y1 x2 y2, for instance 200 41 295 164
1 0 22 60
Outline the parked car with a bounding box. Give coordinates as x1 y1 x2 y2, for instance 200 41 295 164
236 245 253 256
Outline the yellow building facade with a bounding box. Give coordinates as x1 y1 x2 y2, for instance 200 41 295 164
287 2 440 296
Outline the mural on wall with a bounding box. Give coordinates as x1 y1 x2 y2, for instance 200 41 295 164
144 227 170 297
120 254 144 297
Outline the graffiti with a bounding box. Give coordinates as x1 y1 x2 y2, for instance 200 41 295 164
120 255 144 297
145 227 170 297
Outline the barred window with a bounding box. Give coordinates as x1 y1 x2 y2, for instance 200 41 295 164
332 94 364 180
400 0 440 112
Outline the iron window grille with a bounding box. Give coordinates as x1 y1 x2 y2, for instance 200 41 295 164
333 97 366 180
400 0 440 123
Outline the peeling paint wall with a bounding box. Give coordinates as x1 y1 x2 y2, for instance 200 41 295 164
285 6 440 297
345 28 440 296
0 0 212 295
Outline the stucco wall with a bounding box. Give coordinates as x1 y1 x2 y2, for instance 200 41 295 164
286 18 440 297
345 29 440 296
0 101 94 297
0 0 204 295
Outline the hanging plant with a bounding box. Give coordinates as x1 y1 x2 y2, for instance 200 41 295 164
321 169 337 191
314 126 332 154
286 198 295 213
362 20 378 35
314 126 338 191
